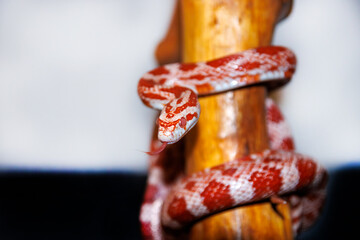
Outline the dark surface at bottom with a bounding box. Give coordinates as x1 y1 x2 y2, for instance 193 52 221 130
0 172 146 240
298 166 360 240
0 166 359 240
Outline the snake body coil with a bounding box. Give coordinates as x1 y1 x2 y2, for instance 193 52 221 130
138 46 327 239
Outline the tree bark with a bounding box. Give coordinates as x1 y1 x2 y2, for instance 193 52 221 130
180 0 293 239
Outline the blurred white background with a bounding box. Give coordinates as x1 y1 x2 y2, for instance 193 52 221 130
0 0 359 171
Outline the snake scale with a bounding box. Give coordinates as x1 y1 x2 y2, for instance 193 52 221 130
138 46 327 239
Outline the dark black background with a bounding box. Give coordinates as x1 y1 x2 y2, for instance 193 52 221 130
0 166 359 240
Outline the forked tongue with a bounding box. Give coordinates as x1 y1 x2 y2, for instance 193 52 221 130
146 142 167 155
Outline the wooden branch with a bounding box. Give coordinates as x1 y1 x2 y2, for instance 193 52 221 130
180 0 293 239
155 1 181 65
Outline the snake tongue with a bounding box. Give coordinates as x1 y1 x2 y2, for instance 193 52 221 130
145 142 168 155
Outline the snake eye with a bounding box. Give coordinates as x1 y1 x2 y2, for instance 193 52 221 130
179 117 187 128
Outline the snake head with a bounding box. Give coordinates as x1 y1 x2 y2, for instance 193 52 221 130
158 90 200 144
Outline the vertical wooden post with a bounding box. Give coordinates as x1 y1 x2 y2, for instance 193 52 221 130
181 0 293 239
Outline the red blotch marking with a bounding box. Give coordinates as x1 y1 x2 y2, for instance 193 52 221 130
149 66 169 76
144 184 158 203
206 54 240 68
138 78 155 88
249 167 282 197
179 117 187 129
189 74 206 80
212 164 226 171
179 63 198 71
285 69 296 78
238 61 261 71
165 105 172 113
201 180 234 212
176 98 183 104
167 196 196 224
280 137 295 151
141 93 167 101
186 112 198 121
185 181 197 191
195 83 213 93
262 155 282 163
173 91 198 114
222 168 237 176
237 155 254 163
162 86 188 98
296 159 316 189
159 78 167 84
286 55 297 65
256 46 285 55
159 112 196 132
269 65 280 71
166 113 174 118
140 222 154 240
267 103 284 123
158 118 179 129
